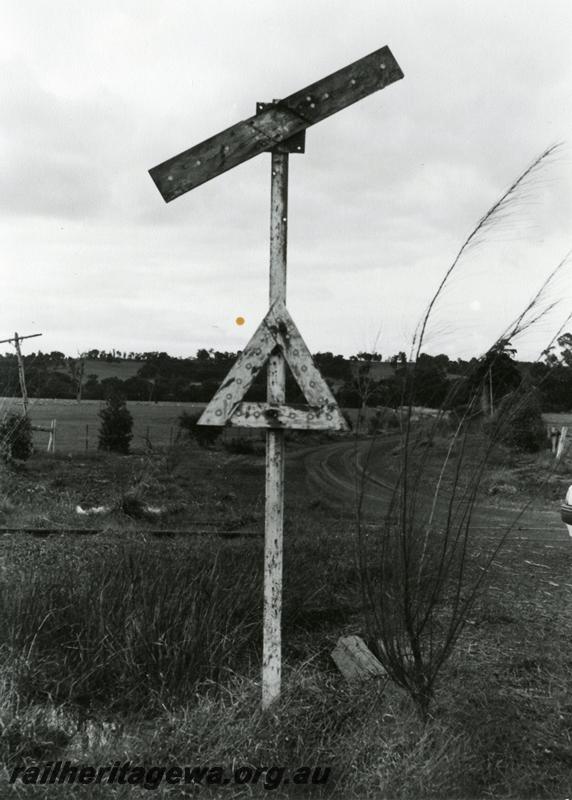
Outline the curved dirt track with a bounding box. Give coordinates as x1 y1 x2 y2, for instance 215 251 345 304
299 435 568 545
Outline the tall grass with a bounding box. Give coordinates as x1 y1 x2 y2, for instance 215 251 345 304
0 540 261 714
356 144 572 720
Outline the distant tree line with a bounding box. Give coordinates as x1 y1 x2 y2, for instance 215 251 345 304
0 336 570 411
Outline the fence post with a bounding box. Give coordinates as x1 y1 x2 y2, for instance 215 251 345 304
556 426 568 461
46 419 56 453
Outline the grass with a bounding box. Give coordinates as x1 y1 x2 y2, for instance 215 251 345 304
0 539 265 714
1 436 572 797
3 569 572 798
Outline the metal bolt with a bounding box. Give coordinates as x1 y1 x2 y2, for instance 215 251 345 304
293 349 299 356
350 79 357 85
301 365 308 372
167 175 174 182
226 393 232 399
246 363 252 369
237 378 243 385
380 63 386 69
196 159 202 166
309 380 316 388
215 409 222 416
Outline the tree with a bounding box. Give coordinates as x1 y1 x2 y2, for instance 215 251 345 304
67 357 85 402
411 354 449 408
468 339 522 415
539 365 572 412
390 351 407 367
122 376 153 401
488 389 547 453
98 393 133 454
83 374 102 400
542 333 572 369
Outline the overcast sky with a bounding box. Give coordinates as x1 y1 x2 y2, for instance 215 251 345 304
1 0 571 362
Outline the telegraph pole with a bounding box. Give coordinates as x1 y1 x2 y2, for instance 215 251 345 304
0 332 42 415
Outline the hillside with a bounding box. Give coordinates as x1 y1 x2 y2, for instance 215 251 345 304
68 359 145 381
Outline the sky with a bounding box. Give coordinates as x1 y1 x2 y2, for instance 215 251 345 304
1 0 571 362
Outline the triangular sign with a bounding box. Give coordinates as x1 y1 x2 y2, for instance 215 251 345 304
198 301 349 431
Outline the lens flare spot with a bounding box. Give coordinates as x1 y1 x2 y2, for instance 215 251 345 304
235 316 245 326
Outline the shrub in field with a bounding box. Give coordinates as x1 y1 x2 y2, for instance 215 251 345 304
97 392 133 454
367 408 400 434
223 437 260 455
486 390 547 453
0 411 33 461
179 410 222 448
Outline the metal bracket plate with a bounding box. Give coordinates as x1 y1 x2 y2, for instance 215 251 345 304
256 101 306 153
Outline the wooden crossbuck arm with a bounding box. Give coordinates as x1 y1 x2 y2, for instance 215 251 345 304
149 45 403 201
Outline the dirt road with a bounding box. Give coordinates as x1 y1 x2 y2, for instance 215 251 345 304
299 435 568 546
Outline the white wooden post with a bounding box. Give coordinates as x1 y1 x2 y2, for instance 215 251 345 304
556 426 568 461
262 150 288 709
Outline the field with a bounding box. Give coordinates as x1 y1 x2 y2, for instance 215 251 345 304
0 397 206 452
2 397 569 455
1 407 572 797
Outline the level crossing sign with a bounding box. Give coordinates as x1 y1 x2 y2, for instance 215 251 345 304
149 45 404 708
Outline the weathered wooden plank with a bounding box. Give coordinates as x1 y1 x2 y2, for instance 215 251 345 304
331 635 386 683
267 302 349 429
197 316 275 426
198 300 349 430
149 45 403 201
230 402 347 430
280 44 402 127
